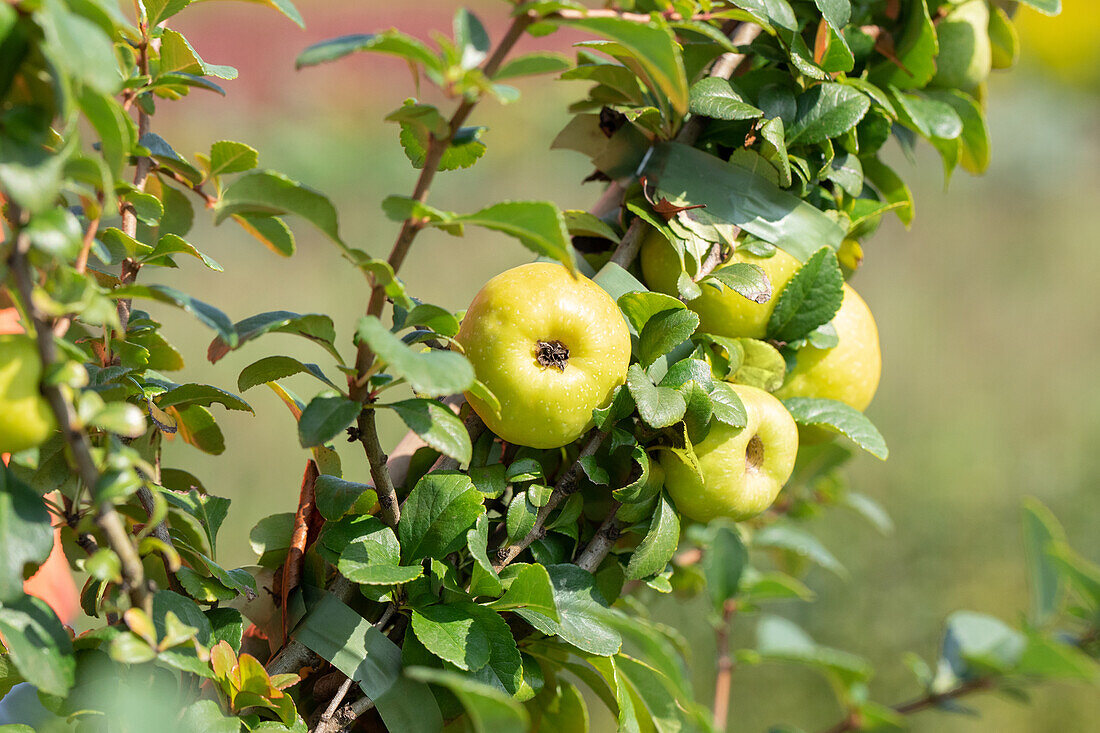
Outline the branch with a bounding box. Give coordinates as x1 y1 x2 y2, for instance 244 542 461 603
713 601 738 732
492 430 608 571
357 408 400 528
817 678 994 733
311 604 396 733
608 22 763 270
574 499 621 573
7 213 151 614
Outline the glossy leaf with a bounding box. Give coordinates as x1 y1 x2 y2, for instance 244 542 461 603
766 247 844 343
399 472 484 562
357 316 474 397
388 399 472 465
781 397 888 459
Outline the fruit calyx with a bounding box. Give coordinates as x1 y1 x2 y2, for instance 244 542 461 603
746 434 765 473
536 339 569 371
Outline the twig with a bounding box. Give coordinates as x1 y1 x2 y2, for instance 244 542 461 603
817 678 994 733
311 604 397 733
8 213 151 614
429 410 487 474
607 22 763 270
493 430 608 571
574 499 621 572
357 409 401 528
713 600 738 732
151 162 217 207
53 210 101 337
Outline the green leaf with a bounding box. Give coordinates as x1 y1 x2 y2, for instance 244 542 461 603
170 404 225 454
467 514 503 596
453 8 490 69
209 310 340 364
338 524 422 586
862 157 914 227
925 90 990 174
0 467 55 603
78 89 136 178
753 524 847 578
388 399 472 465
159 29 237 80
298 393 361 448
293 592 443 733
153 590 213 645
406 667 529 733
488 564 559 621
26 207 81 259
144 233 223 271
0 136 71 215
201 0 304 28
233 214 295 256
813 0 850 29
787 83 870 146
143 0 191 27
941 611 1025 676
0 595 74 697
1020 498 1064 627
155 383 251 413
399 472 485 563
112 284 236 347
689 77 763 121
296 32 442 72
625 493 679 580
411 604 491 672
1017 634 1099 681
781 398 888 459
627 364 686 429
314 475 376 521
617 291 686 334
1016 0 1060 14
638 309 699 369
516 564 622 657
178 699 239 733
437 201 576 272
249 512 295 569
356 316 474 397
704 262 772 305
869 0 937 89
1047 542 1100 611
564 210 620 243
40 0 120 93
766 247 844 343
161 489 230 560
494 52 571 80
558 15 689 119
208 140 259 176
237 355 338 392
755 615 872 682
215 171 341 244
643 142 845 261
704 524 748 610
399 123 486 171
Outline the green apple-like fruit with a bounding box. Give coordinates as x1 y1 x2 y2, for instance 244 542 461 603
931 0 992 91
640 229 802 339
661 384 798 522
775 282 881 412
456 262 631 449
0 334 56 454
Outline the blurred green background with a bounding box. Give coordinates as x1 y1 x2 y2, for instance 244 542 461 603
145 1 1100 730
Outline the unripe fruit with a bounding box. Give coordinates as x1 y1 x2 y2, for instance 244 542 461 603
775 283 881 412
455 263 631 449
931 0 993 91
640 229 802 339
661 384 798 522
0 334 56 454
